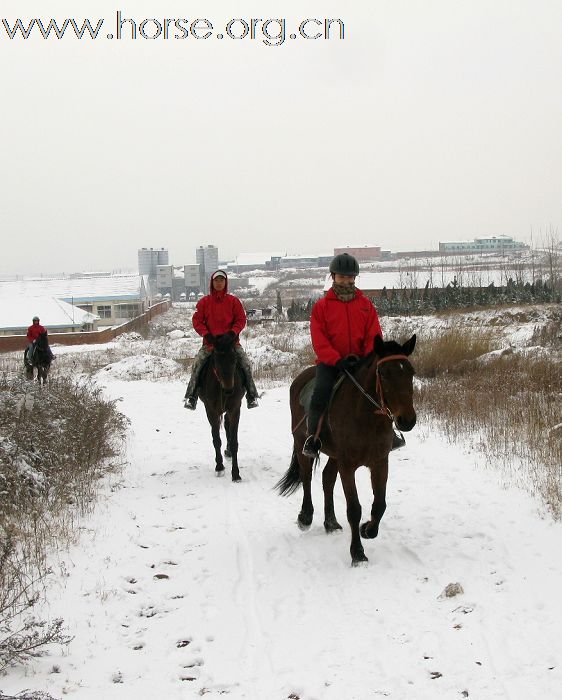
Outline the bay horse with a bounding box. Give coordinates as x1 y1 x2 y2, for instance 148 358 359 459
276 334 417 565
197 334 245 481
24 331 53 386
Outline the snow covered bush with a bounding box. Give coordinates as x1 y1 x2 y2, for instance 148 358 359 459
415 330 562 518
0 376 128 672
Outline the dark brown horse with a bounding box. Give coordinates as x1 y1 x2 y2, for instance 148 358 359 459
277 334 417 565
198 334 245 482
24 331 53 386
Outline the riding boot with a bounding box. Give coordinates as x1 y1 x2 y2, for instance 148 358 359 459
234 346 259 408
302 405 323 459
183 346 211 409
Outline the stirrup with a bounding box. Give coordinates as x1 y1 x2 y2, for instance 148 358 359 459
246 395 259 409
302 435 321 459
184 396 197 410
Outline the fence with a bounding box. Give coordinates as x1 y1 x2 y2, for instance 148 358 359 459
0 301 172 354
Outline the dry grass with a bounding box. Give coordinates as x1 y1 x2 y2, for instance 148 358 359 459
414 330 562 519
412 328 497 377
0 375 128 671
530 314 562 348
242 321 316 384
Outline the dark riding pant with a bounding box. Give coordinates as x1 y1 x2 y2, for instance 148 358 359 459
184 346 212 398
307 363 339 436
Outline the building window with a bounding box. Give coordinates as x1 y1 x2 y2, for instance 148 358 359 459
115 304 140 319
97 305 112 319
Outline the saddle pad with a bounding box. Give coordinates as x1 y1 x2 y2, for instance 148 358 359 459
298 378 316 413
298 373 345 414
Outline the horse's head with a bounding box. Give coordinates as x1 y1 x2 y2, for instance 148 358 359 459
37 331 49 349
373 334 417 432
212 334 238 394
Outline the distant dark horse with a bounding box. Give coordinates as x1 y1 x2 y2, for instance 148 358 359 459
277 334 417 565
198 334 245 481
24 331 54 385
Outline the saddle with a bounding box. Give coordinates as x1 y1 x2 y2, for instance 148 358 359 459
298 373 345 416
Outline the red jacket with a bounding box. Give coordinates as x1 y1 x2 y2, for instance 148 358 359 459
310 288 383 366
27 323 46 342
192 273 246 348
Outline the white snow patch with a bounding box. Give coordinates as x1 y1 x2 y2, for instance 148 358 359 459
97 354 180 380
166 329 185 340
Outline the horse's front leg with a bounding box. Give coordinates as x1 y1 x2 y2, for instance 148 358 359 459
361 456 389 540
224 413 232 458
339 466 367 565
225 408 241 482
323 458 342 532
205 406 224 475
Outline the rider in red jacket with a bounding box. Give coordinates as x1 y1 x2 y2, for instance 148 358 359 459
302 253 384 458
27 316 46 343
184 270 259 410
26 316 46 363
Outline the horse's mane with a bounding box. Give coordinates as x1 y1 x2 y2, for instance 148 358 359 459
354 338 405 371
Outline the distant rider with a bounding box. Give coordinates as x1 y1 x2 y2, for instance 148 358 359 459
26 316 46 364
184 270 259 410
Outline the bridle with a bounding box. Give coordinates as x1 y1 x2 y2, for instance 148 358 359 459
343 354 411 422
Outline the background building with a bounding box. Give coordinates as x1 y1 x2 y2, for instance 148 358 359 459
333 245 382 262
439 236 527 254
138 248 169 277
0 275 151 327
0 296 99 336
196 245 219 288
184 264 201 294
156 264 174 296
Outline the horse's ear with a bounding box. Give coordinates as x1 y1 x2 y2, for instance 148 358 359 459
402 334 416 356
374 334 384 356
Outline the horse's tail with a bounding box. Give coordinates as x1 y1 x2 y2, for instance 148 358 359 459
275 449 302 496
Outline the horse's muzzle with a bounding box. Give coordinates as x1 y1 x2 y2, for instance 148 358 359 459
395 414 416 432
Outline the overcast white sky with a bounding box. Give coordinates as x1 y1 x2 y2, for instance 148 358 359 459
1 0 561 275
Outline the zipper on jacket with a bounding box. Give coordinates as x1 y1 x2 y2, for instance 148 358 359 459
345 303 352 355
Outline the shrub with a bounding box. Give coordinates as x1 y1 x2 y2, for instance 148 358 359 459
0 376 128 672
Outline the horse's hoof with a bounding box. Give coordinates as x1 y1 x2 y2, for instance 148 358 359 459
351 552 369 566
215 465 225 477
297 512 313 530
232 475 242 483
324 519 343 533
224 448 232 459
360 522 379 539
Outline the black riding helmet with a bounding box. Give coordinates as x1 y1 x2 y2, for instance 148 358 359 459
329 253 360 276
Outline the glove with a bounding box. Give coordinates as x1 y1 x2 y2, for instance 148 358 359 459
336 355 359 373
204 333 216 345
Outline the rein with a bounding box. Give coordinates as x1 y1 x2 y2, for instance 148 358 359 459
343 354 410 422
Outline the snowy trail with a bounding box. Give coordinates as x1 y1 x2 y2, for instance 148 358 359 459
3 379 560 700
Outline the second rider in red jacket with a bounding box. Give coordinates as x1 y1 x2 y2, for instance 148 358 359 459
184 270 259 410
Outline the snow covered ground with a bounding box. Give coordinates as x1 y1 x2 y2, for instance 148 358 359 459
2 368 560 699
